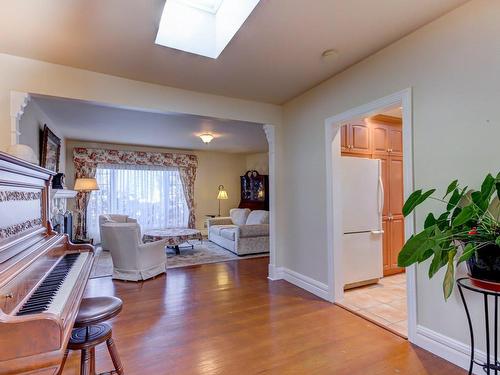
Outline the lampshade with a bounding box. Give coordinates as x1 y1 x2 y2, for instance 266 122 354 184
74 178 99 191
200 133 214 144
6 144 38 164
217 185 228 200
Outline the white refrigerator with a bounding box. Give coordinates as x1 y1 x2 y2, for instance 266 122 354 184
341 156 384 288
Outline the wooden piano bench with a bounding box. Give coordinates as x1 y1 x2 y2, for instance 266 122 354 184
58 296 124 375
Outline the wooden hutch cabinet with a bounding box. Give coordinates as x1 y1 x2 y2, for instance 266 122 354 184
238 170 269 211
341 115 404 276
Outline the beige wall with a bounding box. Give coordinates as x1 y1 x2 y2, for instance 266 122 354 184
245 152 269 174
0 53 281 152
18 99 66 172
65 140 251 230
281 0 499 353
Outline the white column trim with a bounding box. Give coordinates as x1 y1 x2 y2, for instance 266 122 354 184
10 91 31 145
263 124 278 280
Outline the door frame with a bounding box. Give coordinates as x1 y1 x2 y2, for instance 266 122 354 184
324 88 417 342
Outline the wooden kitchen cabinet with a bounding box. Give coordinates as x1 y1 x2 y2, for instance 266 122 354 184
340 122 371 155
388 155 404 216
371 122 389 154
340 124 349 152
388 126 403 156
389 216 405 272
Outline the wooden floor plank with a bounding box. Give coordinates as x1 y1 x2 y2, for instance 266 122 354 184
62 257 464 374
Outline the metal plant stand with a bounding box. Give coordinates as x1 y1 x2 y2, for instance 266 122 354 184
457 277 500 374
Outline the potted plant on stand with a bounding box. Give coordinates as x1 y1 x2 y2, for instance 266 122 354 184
398 172 500 299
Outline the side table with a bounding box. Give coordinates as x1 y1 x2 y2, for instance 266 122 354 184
457 277 500 374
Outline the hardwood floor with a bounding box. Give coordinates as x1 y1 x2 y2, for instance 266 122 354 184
62 257 464 374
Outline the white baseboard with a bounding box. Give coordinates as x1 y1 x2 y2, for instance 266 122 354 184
267 264 282 281
270 266 330 300
415 325 487 374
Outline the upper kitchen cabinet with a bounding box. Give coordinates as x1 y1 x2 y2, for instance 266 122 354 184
341 121 371 156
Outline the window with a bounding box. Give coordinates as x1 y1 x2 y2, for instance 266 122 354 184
87 164 189 243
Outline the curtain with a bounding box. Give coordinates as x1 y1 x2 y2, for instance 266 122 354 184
178 167 196 229
73 147 198 239
86 164 189 243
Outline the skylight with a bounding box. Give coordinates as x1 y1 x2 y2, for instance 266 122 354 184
177 0 224 14
155 0 261 59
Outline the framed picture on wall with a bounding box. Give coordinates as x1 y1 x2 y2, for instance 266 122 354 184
40 124 61 172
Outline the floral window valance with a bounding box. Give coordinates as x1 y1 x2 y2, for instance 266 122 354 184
73 147 198 235
73 147 198 171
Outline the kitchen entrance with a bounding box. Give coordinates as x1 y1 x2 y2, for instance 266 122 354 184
330 99 410 338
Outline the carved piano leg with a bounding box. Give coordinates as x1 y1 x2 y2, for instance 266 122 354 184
106 338 124 375
90 347 96 375
80 348 91 375
56 349 69 375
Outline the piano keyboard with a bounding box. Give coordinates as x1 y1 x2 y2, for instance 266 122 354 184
16 253 88 316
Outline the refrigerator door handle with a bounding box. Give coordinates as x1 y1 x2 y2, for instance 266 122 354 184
378 174 384 216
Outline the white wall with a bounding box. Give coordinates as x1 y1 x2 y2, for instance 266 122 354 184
281 0 500 355
245 152 269 174
18 99 66 172
65 140 253 230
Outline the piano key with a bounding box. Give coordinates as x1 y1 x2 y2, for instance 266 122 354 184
15 253 86 316
46 252 89 315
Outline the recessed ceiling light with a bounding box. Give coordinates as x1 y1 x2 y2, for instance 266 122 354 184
199 133 214 144
155 0 261 59
321 49 339 59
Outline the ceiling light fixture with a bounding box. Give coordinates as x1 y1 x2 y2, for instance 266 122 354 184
199 133 214 144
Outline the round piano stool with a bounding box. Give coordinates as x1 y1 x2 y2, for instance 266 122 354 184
58 296 124 375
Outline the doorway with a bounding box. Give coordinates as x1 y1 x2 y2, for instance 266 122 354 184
324 88 417 342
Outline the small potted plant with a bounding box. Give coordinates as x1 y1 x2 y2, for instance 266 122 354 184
398 172 500 299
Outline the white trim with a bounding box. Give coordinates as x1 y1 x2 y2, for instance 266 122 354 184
323 88 417 342
10 91 31 145
263 124 278 281
415 325 484 374
274 266 330 300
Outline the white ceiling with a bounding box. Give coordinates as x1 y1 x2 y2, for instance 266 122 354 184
32 95 268 153
0 0 468 104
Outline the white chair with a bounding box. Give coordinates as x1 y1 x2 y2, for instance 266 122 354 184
101 222 167 281
99 214 138 251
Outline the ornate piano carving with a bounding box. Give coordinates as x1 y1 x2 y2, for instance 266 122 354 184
0 152 95 375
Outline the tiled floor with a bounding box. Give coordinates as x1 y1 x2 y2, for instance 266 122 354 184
338 273 407 337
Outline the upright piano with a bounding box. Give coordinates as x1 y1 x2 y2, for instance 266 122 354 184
0 152 95 375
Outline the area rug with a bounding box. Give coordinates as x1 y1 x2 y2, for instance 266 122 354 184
90 240 268 279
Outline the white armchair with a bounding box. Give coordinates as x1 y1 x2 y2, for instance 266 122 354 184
99 214 138 251
100 222 167 281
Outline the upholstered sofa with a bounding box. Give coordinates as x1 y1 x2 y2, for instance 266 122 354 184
99 214 138 250
208 208 269 256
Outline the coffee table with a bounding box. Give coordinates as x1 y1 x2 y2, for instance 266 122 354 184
142 228 203 255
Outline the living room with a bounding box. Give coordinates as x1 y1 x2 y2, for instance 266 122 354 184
17 94 272 276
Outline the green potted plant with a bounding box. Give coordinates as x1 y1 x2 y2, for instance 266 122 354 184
397 172 500 299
